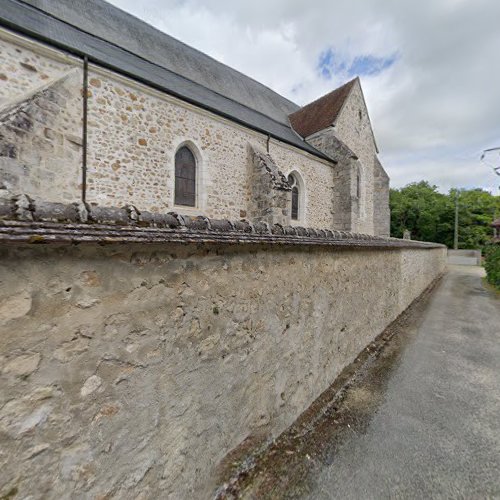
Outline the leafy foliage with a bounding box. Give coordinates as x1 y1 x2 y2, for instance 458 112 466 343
390 181 500 249
484 245 500 290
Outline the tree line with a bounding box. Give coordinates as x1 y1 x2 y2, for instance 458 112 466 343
390 181 500 249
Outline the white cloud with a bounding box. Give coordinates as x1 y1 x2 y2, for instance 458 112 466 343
108 0 500 194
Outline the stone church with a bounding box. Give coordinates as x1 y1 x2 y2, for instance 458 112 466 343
0 4 450 498
0 0 389 236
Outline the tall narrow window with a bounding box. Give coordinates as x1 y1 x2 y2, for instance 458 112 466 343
288 174 299 221
356 171 361 199
175 146 196 207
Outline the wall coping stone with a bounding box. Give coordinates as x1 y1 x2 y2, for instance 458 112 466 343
0 195 445 249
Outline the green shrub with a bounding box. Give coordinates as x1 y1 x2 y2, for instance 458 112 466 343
484 244 500 290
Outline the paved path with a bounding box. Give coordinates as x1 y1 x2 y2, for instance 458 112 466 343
306 265 500 499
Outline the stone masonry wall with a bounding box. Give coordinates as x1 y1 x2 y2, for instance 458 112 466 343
0 31 83 204
332 80 377 234
0 241 446 499
0 32 77 103
248 147 291 226
373 157 390 237
268 141 335 228
308 130 361 232
86 66 257 218
86 67 336 229
0 29 339 230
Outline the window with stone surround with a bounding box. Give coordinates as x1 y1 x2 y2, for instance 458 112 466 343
288 173 300 221
175 146 196 207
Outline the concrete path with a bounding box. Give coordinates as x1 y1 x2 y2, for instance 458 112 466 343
305 265 500 499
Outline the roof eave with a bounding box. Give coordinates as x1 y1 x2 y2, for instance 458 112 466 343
0 0 333 163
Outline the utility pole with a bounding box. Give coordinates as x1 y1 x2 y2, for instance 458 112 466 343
454 190 459 250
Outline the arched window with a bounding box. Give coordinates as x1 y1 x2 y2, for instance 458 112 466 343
288 173 300 221
174 146 196 207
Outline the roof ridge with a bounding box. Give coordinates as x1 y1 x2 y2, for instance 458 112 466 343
17 0 300 121
16 1 296 129
2 0 332 160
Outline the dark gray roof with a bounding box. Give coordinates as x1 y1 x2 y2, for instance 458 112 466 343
19 0 300 124
0 0 331 160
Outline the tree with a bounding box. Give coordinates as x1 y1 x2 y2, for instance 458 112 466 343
390 182 500 248
452 188 500 249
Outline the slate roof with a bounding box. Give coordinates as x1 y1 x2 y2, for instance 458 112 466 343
18 0 300 124
289 78 358 138
0 0 332 161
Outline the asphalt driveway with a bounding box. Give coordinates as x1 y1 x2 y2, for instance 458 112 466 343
229 265 500 499
306 265 500 499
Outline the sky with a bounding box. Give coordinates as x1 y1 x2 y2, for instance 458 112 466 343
108 0 500 194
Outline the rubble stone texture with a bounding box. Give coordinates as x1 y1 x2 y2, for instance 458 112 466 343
268 141 335 228
0 29 382 232
0 240 446 499
0 20 406 500
373 157 391 237
332 80 378 234
307 131 362 232
248 147 291 226
85 68 336 228
0 32 83 203
307 79 390 236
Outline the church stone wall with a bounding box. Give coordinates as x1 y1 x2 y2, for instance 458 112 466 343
0 28 342 230
86 67 260 219
248 147 291 226
0 31 77 101
0 241 446 499
373 158 391 237
269 141 335 228
332 81 377 234
0 31 83 204
86 67 336 229
0 27 397 237
308 130 360 232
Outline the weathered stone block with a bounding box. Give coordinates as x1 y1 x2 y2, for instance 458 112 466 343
2 352 40 377
247 146 291 226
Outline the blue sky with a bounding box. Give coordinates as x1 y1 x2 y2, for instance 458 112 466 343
110 0 500 194
318 50 398 80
